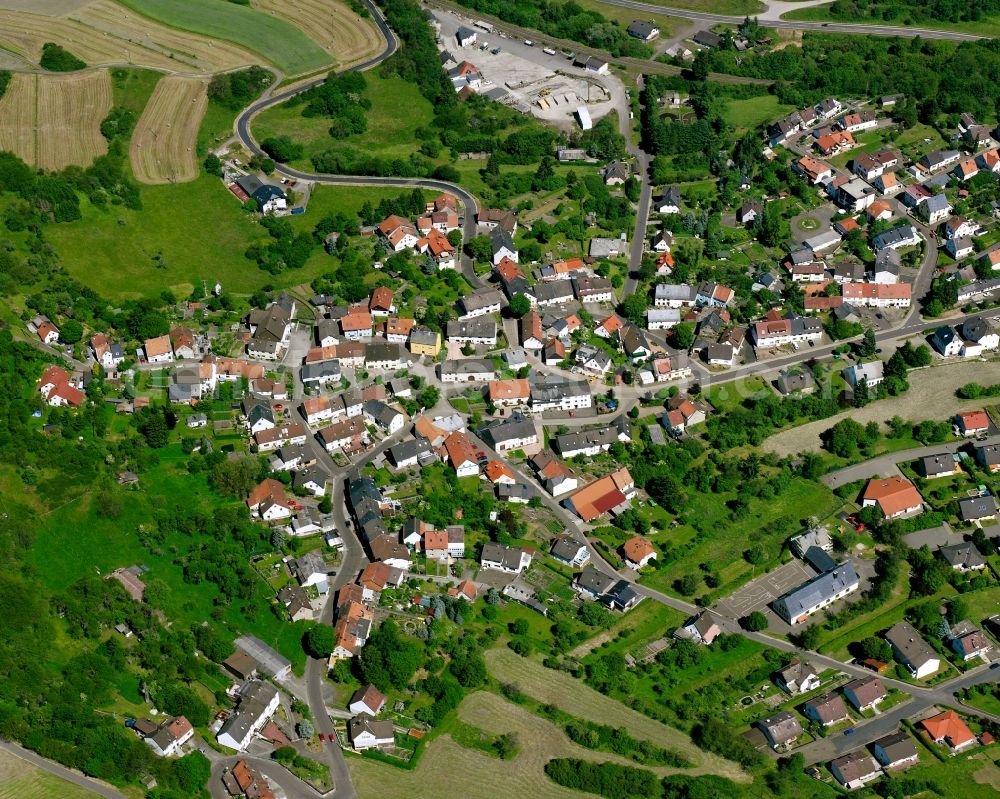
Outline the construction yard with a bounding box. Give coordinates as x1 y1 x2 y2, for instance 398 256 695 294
433 9 616 131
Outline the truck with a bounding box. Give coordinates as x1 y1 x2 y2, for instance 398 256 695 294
543 47 556 55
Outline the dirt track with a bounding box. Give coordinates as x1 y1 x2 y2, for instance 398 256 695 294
762 360 1000 457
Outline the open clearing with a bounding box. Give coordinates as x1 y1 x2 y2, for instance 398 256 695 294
351 691 658 799
131 75 208 184
0 0 260 73
115 0 333 75
763 359 1000 457
485 648 749 782
0 746 101 799
252 0 382 68
0 0 88 12
0 70 111 170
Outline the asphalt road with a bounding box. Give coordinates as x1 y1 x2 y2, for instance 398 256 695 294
593 0 985 40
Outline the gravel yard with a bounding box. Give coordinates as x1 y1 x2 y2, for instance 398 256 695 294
762 359 998 457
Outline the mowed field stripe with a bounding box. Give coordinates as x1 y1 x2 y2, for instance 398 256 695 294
36 70 112 170
130 75 209 184
251 0 382 67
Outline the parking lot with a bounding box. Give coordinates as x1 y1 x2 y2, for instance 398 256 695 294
715 560 814 619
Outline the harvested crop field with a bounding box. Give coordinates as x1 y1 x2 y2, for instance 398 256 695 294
252 0 382 68
131 75 208 184
0 0 259 74
0 746 102 799
0 0 89 12
116 0 333 75
762 359 1000 457
0 70 112 170
485 648 749 782
352 692 641 799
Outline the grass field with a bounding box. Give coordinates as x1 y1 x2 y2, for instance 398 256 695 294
643 0 763 14
352 692 608 799
252 0 382 68
254 71 435 168
131 76 209 184
575 0 681 39
116 0 333 75
485 648 749 781
0 747 102 799
0 0 260 73
723 95 795 132
0 70 111 170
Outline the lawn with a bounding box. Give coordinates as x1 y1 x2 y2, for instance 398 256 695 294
116 0 333 75
28 443 307 673
638 477 841 602
0 747 103 799
485 648 749 781
109 67 162 117
644 0 764 13
723 95 795 132
574 0 682 39
706 375 769 413
351 690 670 799
253 71 435 168
900 744 1000 798
42 176 341 300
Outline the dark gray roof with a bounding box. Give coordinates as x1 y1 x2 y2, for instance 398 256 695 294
551 535 587 563
479 412 536 446
490 226 517 256
940 540 988 565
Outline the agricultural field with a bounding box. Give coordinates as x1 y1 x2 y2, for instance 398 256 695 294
484 648 749 781
723 95 796 132
0 0 260 73
252 0 382 68
0 747 102 799
353 691 653 799
115 0 333 75
0 70 112 170
130 75 209 184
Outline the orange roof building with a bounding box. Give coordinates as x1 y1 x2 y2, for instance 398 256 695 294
488 378 530 405
622 536 656 568
921 711 976 750
956 410 990 435
861 476 923 519
566 467 635 522
484 460 515 484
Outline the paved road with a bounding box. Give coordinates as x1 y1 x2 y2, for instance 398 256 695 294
210 755 334 799
595 0 985 40
796 665 1000 765
823 434 1000 489
0 740 126 799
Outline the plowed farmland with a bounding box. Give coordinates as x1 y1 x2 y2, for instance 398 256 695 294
130 75 208 184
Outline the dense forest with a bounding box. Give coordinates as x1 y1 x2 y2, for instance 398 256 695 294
823 0 1000 24
687 34 1000 121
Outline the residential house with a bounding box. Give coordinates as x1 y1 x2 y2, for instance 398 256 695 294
975 443 1000 473
756 712 803 749
844 360 885 389
776 659 820 695
480 542 532 573
528 373 592 413
696 282 735 308
348 715 394 751
602 160 629 186
349 685 387 717
872 225 920 252
921 711 976 751
830 751 881 790
488 378 530 409
939 542 987 572
573 274 615 303
446 318 497 346
143 716 194 757
656 184 681 213
216 681 280 751
290 551 333 593
144 334 174 364
443 431 479 477
794 155 833 184
804 693 850 726
255 422 307 452
550 535 590 567
842 282 911 308
861 475 922 519
622 536 656 569
459 287 504 318
490 227 518 265
959 496 998 523
885 622 940 679
681 611 722 645
409 327 441 357
478 412 538 452
737 199 763 225
921 453 961 479
921 194 952 224
955 410 990 436
530 450 579 497
872 731 920 770
654 283 697 308
627 19 659 40
564 467 635 522
554 419 630 458
440 358 495 383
